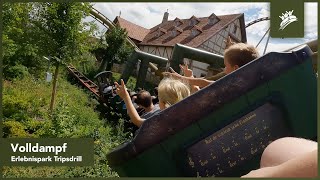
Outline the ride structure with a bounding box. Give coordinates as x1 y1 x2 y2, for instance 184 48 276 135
89 7 163 79
66 65 100 98
170 43 224 73
120 49 168 89
106 45 317 177
66 8 318 177
89 6 139 50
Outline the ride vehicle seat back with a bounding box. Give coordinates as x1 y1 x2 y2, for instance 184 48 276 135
107 45 317 177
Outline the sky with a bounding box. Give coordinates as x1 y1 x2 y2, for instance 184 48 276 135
86 2 318 54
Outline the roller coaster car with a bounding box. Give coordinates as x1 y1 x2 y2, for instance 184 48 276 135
106 45 317 177
94 71 115 102
94 71 145 128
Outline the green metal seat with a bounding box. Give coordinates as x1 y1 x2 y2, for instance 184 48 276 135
107 45 317 177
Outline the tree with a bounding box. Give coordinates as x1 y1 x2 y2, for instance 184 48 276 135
37 2 92 111
97 25 134 72
2 2 96 79
2 3 46 79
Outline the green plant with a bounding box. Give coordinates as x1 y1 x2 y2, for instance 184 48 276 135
1 2 133 177
4 64 30 80
95 25 134 72
3 120 32 138
3 76 129 177
72 52 99 80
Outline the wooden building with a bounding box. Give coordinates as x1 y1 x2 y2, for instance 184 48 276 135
114 12 247 77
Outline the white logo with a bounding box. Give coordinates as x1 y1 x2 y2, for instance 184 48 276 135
279 10 298 30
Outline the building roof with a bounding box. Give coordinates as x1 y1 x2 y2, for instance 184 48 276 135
114 16 150 42
139 13 246 48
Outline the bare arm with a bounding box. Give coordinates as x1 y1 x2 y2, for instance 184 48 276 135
164 72 214 88
186 76 213 88
115 79 144 127
242 149 318 178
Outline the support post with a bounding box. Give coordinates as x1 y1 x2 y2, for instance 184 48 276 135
50 63 60 112
171 44 225 73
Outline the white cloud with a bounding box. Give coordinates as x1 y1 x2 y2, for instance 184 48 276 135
245 6 270 23
266 41 302 53
91 2 269 29
247 2 317 54
304 3 318 40
246 20 270 37
305 3 318 28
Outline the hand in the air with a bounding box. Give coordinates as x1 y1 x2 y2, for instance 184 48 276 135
114 79 129 100
180 62 193 77
224 36 236 49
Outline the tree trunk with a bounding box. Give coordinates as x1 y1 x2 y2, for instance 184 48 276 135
50 63 60 112
98 58 108 72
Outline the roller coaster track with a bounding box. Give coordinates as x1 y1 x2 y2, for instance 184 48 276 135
89 7 160 73
245 17 270 28
67 7 161 99
245 17 271 55
89 7 139 50
66 65 100 99
245 17 317 56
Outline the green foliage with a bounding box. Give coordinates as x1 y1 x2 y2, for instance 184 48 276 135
96 25 134 72
2 2 133 178
2 3 47 78
50 93 102 138
112 72 136 90
38 2 92 61
72 51 99 80
2 75 131 178
3 79 49 122
3 120 32 138
2 2 97 79
4 64 30 80
2 3 34 57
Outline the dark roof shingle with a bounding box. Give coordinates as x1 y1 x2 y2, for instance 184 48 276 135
140 13 244 48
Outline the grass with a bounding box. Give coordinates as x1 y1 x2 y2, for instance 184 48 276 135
2 72 130 178
2 63 158 178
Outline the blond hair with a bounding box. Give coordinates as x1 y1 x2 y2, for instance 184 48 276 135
158 78 190 108
224 43 259 67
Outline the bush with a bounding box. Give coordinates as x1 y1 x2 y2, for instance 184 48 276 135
4 64 30 80
2 78 49 122
3 120 32 138
2 94 29 120
3 75 130 178
72 52 99 80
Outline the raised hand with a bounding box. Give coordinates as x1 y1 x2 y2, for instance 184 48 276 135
224 36 235 49
114 79 129 100
180 62 193 77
